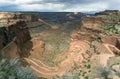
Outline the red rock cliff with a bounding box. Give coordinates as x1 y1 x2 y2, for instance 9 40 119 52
0 12 31 50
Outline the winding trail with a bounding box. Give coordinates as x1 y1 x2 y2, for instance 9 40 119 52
99 43 120 66
24 40 89 78
24 38 120 77
103 44 120 55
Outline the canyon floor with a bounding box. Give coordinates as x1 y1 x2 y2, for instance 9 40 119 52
24 19 120 79
0 11 120 79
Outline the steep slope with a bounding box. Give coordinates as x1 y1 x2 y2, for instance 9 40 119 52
0 12 31 57
0 11 120 79
24 40 89 78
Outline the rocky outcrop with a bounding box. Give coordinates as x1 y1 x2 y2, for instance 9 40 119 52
80 16 106 32
0 12 31 57
0 12 42 27
80 10 120 32
21 13 40 22
0 21 31 48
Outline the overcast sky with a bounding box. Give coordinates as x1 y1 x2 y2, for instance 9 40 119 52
0 0 120 12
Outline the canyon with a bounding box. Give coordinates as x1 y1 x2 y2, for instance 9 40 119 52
0 10 120 79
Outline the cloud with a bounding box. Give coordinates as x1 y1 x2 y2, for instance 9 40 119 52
17 3 65 11
63 2 108 12
107 0 120 10
0 0 13 6
0 0 119 12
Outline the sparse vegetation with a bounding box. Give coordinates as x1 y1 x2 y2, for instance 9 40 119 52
85 76 89 79
116 52 120 56
94 66 112 79
1 11 120 79
108 14 120 22
93 35 102 42
60 72 79 79
87 64 91 69
0 58 37 79
103 24 120 35
30 21 79 66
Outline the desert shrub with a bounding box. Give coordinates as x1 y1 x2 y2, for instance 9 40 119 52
115 71 120 77
87 64 91 69
92 35 102 42
0 58 37 79
103 24 120 35
60 72 79 79
116 52 120 56
94 66 112 79
85 76 89 79
61 75 79 79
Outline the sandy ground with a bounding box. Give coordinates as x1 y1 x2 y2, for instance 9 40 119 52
24 40 89 78
99 43 120 66
24 38 120 78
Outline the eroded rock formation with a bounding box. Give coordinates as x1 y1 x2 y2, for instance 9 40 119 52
80 10 120 32
0 11 120 79
80 16 105 31
0 12 31 57
79 10 120 49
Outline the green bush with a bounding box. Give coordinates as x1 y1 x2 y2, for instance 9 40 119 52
0 58 37 79
85 76 89 79
103 24 120 35
94 66 112 79
117 52 120 56
87 64 91 69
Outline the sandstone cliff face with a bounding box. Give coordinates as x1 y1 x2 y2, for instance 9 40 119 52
0 12 23 27
0 12 31 57
0 12 40 27
77 10 120 50
80 16 105 31
0 12 47 58
21 13 40 22
80 10 120 32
